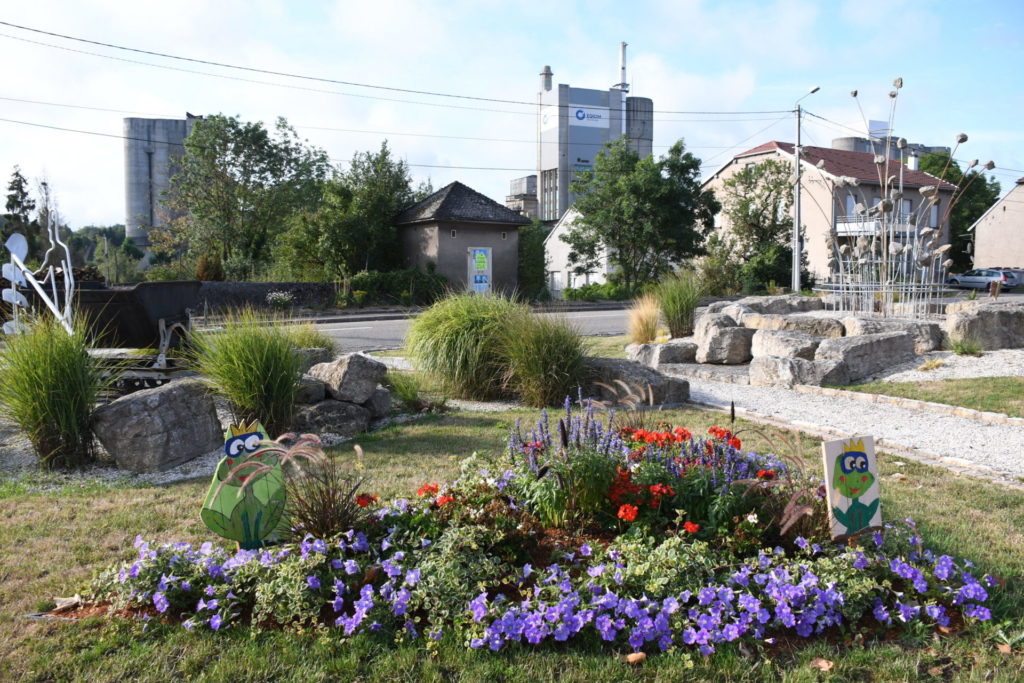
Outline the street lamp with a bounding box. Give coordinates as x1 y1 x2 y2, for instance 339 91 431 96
792 86 820 292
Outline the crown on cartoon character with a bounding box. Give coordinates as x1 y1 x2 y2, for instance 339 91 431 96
838 439 869 474
227 420 262 437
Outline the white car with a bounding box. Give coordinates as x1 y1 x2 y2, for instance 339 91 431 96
947 269 1020 290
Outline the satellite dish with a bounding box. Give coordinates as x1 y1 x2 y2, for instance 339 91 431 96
2 263 26 286
2 287 28 308
5 233 28 262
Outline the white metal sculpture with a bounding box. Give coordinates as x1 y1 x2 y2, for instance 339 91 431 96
3 219 76 335
813 79 992 320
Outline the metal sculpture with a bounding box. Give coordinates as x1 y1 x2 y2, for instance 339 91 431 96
3 218 75 334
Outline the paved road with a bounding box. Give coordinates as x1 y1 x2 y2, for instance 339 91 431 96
316 309 629 352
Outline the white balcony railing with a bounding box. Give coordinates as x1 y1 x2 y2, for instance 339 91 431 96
834 213 919 237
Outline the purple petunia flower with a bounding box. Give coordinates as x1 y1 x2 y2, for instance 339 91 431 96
209 614 222 630
307 575 321 590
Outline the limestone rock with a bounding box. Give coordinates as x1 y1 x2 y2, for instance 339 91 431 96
308 353 388 404
842 317 944 354
749 356 850 387
945 303 1024 350
93 379 222 473
740 312 844 338
815 332 916 381
364 387 392 418
292 400 371 436
296 347 334 373
583 357 689 405
626 343 657 367
696 327 756 364
718 303 755 323
750 329 820 360
626 340 697 367
296 374 327 404
694 313 737 344
734 294 825 315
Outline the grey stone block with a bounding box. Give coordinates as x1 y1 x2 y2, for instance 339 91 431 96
945 303 1024 350
292 400 371 436
296 347 334 373
697 327 756 364
740 312 845 338
93 379 223 473
815 332 916 381
363 387 392 418
842 317 944 354
308 353 388 404
750 329 820 360
749 356 850 387
734 294 825 314
296 374 327 404
583 357 689 405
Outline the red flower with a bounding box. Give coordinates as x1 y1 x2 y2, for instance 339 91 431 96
649 483 675 498
757 469 776 481
355 493 378 508
672 426 692 442
683 521 700 534
617 504 639 522
728 437 742 449
417 482 439 497
436 494 454 506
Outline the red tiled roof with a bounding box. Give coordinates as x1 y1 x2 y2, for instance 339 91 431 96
736 141 957 191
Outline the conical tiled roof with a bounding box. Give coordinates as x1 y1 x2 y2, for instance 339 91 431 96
394 181 531 226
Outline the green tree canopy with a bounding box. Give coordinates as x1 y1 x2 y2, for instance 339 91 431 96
917 152 1001 270
563 138 719 292
277 141 427 281
517 218 550 301
3 166 41 259
168 115 331 277
719 158 793 250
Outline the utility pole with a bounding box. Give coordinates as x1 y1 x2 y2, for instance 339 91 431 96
792 86 819 292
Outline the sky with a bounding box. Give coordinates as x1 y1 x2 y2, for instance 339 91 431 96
0 0 1022 229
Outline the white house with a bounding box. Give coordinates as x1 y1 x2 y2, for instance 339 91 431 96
970 177 1024 269
543 208 615 298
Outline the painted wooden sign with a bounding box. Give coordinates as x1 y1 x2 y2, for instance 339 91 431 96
821 435 881 540
200 421 287 550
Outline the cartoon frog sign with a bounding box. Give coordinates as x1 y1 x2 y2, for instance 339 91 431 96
821 436 882 539
200 421 286 550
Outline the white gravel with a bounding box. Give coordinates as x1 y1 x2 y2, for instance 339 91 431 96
861 348 1024 383
682 376 1024 481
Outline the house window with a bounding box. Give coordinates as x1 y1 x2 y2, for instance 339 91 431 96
929 204 939 228
845 195 856 216
501 232 507 240
902 199 912 219
451 229 457 238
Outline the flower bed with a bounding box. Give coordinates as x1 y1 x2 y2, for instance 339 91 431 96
90 402 995 656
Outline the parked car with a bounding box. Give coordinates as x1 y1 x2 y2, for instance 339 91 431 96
946 269 1020 290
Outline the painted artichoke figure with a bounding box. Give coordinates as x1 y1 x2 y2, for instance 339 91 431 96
200 422 286 550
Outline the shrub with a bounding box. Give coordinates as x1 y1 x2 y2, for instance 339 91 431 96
950 335 983 356
627 294 660 344
656 270 704 338
0 315 108 469
500 315 589 408
189 308 301 435
266 290 295 309
285 322 337 355
195 253 225 281
383 370 447 413
564 281 630 301
695 234 742 295
284 446 376 541
405 293 526 400
348 267 447 306
352 290 368 308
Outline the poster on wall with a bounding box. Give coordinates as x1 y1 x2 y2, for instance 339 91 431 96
468 247 492 294
821 435 882 541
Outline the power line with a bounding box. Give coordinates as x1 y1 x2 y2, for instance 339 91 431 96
0 20 792 116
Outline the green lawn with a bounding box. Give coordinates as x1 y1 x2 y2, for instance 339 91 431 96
2 408 1023 681
841 376 1024 418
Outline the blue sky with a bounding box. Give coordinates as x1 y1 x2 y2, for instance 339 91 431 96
0 0 1021 228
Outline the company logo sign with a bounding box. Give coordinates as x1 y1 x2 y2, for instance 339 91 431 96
570 105 609 128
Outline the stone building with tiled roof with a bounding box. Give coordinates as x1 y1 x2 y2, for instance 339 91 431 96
395 181 529 294
702 141 957 280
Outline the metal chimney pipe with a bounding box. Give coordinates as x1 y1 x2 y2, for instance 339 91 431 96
618 42 628 138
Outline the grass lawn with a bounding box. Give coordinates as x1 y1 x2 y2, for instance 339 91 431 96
841 376 1024 419
2 408 1023 681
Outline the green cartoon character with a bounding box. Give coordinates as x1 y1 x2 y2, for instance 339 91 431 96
200 421 286 550
831 439 879 536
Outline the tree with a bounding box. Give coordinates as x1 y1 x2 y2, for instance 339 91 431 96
918 153 1001 270
2 166 41 258
168 115 331 277
277 141 419 281
517 218 549 300
718 158 802 292
563 137 719 292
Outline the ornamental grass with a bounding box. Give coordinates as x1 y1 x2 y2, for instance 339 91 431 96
500 315 589 408
0 314 109 469
189 308 301 436
626 294 660 344
655 269 704 338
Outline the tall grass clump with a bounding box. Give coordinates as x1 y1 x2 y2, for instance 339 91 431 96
627 294 661 344
501 315 589 407
950 335 983 357
656 270 704 338
405 293 526 400
190 308 301 435
285 322 337 355
0 315 107 469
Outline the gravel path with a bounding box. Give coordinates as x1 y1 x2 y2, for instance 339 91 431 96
680 375 1024 481
862 349 1024 383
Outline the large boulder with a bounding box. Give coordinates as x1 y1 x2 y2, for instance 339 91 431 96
750 329 820 360
292 400 371 436
364 387 392 419
740 312 845 338
842 317 945 354
815 332 916 381
296 374 327 404
734 294 825 315
945 303 1024 350
308 353 388 404
696 327 756 364
296 347 334 373
626 339 698 367
694 312 738 343
749 356 850 387
93 379 223 473
583 358 689 405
